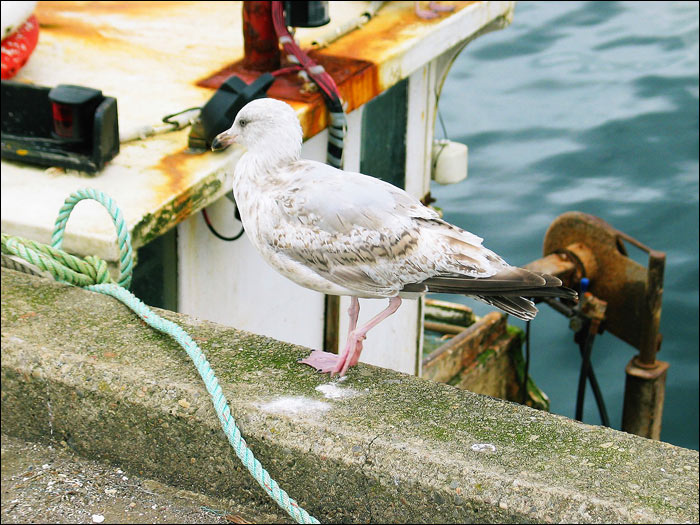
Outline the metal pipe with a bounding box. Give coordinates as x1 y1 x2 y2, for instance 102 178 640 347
637 250 665 366
242 1 281 71
524 253 577 286
541 296 576 318
622 358 669 440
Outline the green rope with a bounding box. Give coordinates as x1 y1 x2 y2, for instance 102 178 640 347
1 188 319 525
1 234 111 287
51 187 134 288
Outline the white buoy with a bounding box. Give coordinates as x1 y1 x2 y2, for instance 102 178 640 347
431 139 468 185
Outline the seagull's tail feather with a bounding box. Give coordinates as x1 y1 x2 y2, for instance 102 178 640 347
403 267 577 321
419 268 578 298
474 295 539 321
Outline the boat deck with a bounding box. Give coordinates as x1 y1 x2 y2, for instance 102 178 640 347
1 1 514 261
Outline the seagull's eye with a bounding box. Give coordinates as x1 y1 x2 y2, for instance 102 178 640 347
239 118 248 128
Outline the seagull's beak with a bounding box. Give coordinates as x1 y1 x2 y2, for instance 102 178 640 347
211 128 239 151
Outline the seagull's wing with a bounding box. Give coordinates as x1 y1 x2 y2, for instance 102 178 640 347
276 160 441 232
264 160 576 318
266 160 495 296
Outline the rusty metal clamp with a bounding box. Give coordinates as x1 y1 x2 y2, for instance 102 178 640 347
525 211 668 440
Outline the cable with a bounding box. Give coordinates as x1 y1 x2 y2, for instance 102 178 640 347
437 108 449 138
574 321 609 427
522 320 531 405
583 348 610 427
573 277 610 427
120 107 201 144
431 110 450 173
271 3 340 100
540 296 609 426
575 328 610 427
574 321 593 421
201 208 244 242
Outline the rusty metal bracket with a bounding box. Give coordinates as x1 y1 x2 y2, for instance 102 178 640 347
526 211 668 440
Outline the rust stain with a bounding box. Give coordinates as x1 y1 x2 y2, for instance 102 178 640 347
197 52 379 139
152 148 206 222
194 1 475 138
37 1 190 17
296 98 330 139
155 149 194 193
36 9 118 45
35 1 477 141
35 1 201 49
198 52 379 110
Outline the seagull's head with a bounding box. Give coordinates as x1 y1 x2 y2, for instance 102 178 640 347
212 98 303 163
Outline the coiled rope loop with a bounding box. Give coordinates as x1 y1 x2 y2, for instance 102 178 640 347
51 188 134 289
1 234 112 286
1 188 319 525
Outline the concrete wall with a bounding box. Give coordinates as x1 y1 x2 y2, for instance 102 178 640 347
1 268 698 524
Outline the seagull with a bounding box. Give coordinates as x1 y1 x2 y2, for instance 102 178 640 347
212 98 577 376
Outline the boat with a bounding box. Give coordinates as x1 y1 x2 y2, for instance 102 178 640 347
1 1 668 439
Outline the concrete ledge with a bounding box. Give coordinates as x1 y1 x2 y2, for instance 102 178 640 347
1 268 698 524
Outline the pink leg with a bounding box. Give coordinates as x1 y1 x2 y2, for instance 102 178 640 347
344 296 362 360
300 297 402 377
348 296 360 334
333 297 402 376
299 297 361 374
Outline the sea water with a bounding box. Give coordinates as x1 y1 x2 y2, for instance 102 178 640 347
433 1 699 450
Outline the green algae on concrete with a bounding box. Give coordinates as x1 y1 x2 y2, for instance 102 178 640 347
131 170 226 249
1 267 699 524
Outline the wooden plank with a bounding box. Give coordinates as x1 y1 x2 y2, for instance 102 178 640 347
424 320 467 335
425 298 476 326
455 332 518 399
421 311 506 383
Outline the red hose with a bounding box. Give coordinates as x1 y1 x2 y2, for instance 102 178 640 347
270 1 342 102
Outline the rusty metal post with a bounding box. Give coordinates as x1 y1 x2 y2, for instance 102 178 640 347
622 359 669 440
622 250 668 440
242 1 281 71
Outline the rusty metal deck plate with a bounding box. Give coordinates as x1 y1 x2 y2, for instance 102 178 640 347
1 1 514 261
